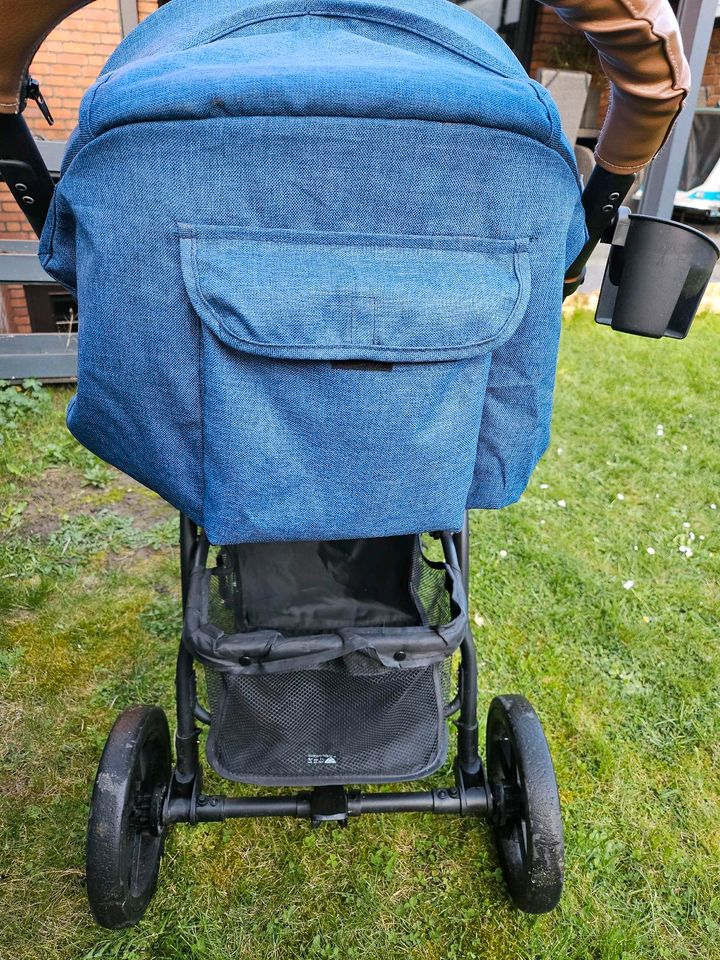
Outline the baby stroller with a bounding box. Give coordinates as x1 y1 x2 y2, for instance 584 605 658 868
1 0 715 931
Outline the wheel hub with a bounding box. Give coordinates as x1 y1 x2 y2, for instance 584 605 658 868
130 783 166 836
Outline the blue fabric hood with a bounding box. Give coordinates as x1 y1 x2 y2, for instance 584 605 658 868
42 0 586 543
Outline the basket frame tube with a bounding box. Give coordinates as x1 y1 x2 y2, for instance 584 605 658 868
165 784 489 824
172 514 482 808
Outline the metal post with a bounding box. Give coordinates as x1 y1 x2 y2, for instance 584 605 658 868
118 0 138 37
173 515 201 794
453 513 470 599
512 0 539 70
456 627 481 776
638 0 718 219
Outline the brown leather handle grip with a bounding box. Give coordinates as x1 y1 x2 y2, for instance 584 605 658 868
541 0 691 173
0 0 95 115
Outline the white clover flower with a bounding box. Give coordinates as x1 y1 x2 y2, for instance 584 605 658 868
683 522 691 529
646 547 655 555
557 447 564 455
623 580 635 590
557 499 566 508
711 504 717 511
700 535 706 541
656 424 665 437
540 483 549 490
499 549 508 559
617 493 625 501
689 532 696 542
679 545 693 557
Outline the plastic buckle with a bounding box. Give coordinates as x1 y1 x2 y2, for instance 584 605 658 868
608 206 632 247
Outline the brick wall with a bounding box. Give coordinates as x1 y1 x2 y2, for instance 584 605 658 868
530 6 582 76
530 6 609 129
0 0 152 333
700 26 720 108
531 8 720 129
137 1 158 21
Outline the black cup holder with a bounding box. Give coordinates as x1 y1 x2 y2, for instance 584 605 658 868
596 210 719 339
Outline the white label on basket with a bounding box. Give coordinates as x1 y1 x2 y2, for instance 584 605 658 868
307 754 337 765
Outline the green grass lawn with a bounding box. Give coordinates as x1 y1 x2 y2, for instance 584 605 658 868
1 309 719 960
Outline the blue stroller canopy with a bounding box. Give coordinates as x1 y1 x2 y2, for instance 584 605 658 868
40 0 586 543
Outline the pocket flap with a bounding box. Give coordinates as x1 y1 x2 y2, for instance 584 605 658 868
178 225 531 362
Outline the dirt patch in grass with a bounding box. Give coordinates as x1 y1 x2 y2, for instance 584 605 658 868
14 466 88 538
15 465 173 538
102 543 170 569
95 474 174 529
0 767 31 801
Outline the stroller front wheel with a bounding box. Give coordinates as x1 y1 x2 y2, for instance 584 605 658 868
86 705 171 928
486 694 564 914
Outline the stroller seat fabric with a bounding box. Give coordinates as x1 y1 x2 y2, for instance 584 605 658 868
185 535 466 784
211 536 422 633
40 0 586 544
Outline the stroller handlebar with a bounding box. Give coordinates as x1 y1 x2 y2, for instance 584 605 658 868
0 1 94 117
542 0 689 177
0 0 94 239
563 166 637 299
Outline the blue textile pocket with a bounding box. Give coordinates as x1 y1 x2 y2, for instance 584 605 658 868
177 224 532 543
178 225 531 362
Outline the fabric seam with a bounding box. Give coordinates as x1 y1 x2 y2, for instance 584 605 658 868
194 231 207 531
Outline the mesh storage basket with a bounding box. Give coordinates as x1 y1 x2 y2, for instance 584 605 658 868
184 536 466 786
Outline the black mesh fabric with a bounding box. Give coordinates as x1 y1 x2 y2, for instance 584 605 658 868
187 535 463 786
412 553 453 628
204 654 446 785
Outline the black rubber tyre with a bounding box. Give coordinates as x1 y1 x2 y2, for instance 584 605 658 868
486 694 564 913
86 705 171 928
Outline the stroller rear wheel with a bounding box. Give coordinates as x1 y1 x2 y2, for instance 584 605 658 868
486 694 564 913
86 705 171 928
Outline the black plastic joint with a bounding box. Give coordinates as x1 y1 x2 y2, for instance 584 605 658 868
310 785 348 826
431 787 461 813
194 794 226 822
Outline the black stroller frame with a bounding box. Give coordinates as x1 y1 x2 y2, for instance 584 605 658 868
77 511 561 927
170 516 487 827
82 512 566 927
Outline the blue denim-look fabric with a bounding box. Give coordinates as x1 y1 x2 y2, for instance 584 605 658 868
39 0 586 544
